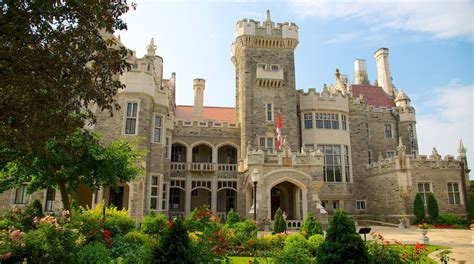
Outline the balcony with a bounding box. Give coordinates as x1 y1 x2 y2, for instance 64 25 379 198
170 162 237 172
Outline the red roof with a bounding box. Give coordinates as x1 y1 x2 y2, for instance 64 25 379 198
175 105 236 123
352 85 395 108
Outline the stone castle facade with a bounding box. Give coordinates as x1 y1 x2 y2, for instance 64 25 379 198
1 11 470 226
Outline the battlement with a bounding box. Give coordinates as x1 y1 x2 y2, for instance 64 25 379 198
235 11 298 40
365 153 462 174
174 119 239 129
298 87 349 112
246 146 323 167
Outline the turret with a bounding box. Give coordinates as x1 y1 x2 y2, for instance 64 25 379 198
374 48 393 96
147 38 157 56
354 59 369 85
394 89 410 108
193 78 205 119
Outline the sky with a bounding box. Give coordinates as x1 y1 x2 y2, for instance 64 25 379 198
118 0 474 178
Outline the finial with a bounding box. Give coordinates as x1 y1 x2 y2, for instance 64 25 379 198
335 69 340 79
147 37 157 56
265 10 272 22
458 139 467 158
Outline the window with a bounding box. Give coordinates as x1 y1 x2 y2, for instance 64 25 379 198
161 183 168 210
356 200 366 210
226 189 236 211
368 150 373 164
125 102 138 134
191 189 198 196
417 182 431 205
408 124 415 138
315 113 339 129
271 65 279 71
320 145 342 182
169 188 182 210
45 187 55 212
344 146 350 182
153 115 162 143
150 175 159 210
171 145 185 162
342 115 347 130
266 138 274 151
164 137 170 159
384 124 393 139
366 123 370 138
14 184 28 204
304 113 313 129
386 151 395 158
259 137 275 151
447 183 461 205
266 103 273 121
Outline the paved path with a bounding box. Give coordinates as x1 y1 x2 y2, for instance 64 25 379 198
362 226 474 263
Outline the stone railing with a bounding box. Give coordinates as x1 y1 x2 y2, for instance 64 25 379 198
170 162 187 171
169 211 185 218
189 162 214 171
286 220 303 230
217 164 237 171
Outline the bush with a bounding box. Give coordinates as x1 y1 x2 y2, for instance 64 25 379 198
141 211 168 236
226 208 240 226
435 214 468 226
254 233 287 254
414 193 425 223
76 241 112 264
427 193 440 221
272 208 287 234
366 232 429 263
307 234 324 256
156 218 192 263
77 202 136 237
300 212 323 238
275 234 314 264
316 210 369 264
111 232 153 264
231 219 258 246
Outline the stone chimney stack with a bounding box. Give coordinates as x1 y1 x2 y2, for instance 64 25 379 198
193 78 205 118
354 59 369 85
374 48 393 96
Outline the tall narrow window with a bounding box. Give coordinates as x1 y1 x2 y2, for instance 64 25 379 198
266 103 273 122
14 184 28 204
45 187 56 212
161 183 168 210
164 137 170 159
341 115 347 130
153 116 162 142
320 145 342 182
125 102 138 134
150 176 159 210
384 124 393 139
266 138 274 151
368 150 373 164
417 182 431 205
447 183 461 205
304 113 313 129
344 145 350 182
259 138 265 149
408 124 415 138
366 123 370 137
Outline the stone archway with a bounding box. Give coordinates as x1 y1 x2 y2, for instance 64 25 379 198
270 181 302 220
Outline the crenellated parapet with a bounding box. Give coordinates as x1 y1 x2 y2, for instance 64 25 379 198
365 153 463 174
298 87 349 113
245 145 323 169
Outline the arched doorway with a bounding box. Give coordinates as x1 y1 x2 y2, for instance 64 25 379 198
270 181 302 220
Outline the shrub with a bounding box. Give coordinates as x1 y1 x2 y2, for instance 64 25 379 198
427 193 440 221
156 218 192 263
435 214 468 226
275 234 314 264
414 193 425 223
141 211 168 236
76 241 112 264
185 205 220 233
226 208 240 226
307 234 324 256
272 208 287 234
300 212 323 238
316 210 369 264
78 202 136 236
231 219 258 246
366 232 429 263
254 233 287 254
111 232 153 264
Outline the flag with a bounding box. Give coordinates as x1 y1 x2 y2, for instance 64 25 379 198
276 112 281 150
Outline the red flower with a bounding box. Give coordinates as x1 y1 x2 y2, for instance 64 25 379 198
214 231 219 236
218 237 224 243
103 229 112 239
199 211 206 217
378 234 384 240
167 221 173 229
208 237 214 242
248 239 254 247
384 241 390 245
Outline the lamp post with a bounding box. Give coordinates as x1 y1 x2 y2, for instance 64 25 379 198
251 169 260 222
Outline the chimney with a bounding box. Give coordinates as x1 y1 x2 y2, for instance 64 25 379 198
193 78 205 118
354 59 369 85
374 48 393 96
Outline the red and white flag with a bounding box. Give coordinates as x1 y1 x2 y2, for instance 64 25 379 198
276 112 281 150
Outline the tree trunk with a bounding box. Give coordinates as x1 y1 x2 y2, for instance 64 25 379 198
58 182 71 212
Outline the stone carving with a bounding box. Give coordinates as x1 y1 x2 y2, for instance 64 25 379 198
430 147 440 161
396 137 407 169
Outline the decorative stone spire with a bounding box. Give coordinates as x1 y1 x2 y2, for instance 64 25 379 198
430 147 441 161
263 10 273 35
335 69 346 93
147 38 157 56
394 89 411 107
458 139 467 158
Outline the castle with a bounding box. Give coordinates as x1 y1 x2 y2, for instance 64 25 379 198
1 11 469 226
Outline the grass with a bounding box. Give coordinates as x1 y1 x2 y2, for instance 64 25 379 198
227 256 274 263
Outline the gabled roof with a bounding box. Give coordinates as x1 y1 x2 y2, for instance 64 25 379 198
175 105 236 123
352 85 395 108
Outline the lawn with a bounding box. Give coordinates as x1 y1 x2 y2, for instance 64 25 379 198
227 256 274 263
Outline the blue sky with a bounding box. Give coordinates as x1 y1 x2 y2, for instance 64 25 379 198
119 0 474 177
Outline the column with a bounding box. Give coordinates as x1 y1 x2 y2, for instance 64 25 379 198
211 176 217 213
185 173 192 216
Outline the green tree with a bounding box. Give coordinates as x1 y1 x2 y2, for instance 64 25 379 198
0 129 143 211
427 193 439 222
316 210 369 264
300 212 323 238
225 208 240 226
272 208 287 234
0 1 134 165
414 193 426 223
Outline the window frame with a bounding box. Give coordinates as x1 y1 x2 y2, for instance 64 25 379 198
356 200 366 210
266 103 273 122
150 174 160 210
416 182 432 205
303 112 313 129
386 151 396 159
153 114 163 143
13 184 29 205
123 100 140 135
447 182 462 205
384 124 393 139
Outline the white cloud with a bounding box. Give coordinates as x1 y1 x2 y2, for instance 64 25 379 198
324 32 359 44
416 82 474 177
291 0 474 40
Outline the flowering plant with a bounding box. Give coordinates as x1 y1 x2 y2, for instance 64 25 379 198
366 231 428 263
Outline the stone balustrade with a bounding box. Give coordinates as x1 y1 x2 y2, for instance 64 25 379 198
170 162 238 172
